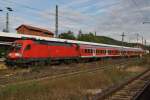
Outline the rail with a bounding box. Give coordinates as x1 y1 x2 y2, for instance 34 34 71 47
93 68 150 100
132 79 150 100
0 58 139 88
0 58 5 62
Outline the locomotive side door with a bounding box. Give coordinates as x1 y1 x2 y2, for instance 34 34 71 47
23 44 32 58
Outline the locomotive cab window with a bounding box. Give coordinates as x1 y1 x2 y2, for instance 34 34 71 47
11 43 22 52
25 45 31 50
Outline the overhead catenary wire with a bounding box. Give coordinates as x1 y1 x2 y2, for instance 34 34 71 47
1 0 94 30
2 0 149 26
0 0 99 33
2 0 149 40
1 0 125 27
1 0 86 20
2 0 128 29
0 1 64 32
0 0 55 17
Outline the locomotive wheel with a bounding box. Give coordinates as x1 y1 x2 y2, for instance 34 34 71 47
39 61 46 66
5 63 14 68
64 59 72 65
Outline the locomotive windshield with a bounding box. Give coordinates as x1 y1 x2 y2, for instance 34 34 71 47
11 43 22 51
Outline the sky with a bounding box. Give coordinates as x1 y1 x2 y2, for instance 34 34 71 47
0 0 150 44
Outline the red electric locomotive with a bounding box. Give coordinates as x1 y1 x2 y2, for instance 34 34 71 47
6 39 80 66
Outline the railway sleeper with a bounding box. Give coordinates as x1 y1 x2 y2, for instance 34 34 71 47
109 96 131 100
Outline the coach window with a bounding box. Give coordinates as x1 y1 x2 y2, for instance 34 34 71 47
101 50 103 54
112 51 114 54
86 49 88 53
108 50 110 54
86 49 89 53
124 51 126 54
25 45 31 51
89 49 91 53
100 50 102 54
88 49 90 53
104 50 106 54
85 49 87 53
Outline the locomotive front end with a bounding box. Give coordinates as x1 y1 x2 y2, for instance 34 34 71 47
5 41 23 66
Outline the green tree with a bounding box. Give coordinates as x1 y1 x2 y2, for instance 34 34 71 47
59 30 76 40
77 32 96 42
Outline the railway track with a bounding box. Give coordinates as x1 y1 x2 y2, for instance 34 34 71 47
0 58 140 88
93 67 150 100
0 58 5 62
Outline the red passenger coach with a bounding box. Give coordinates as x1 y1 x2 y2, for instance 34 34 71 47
79 45 97 58
95 48 107 57
79 44 121 58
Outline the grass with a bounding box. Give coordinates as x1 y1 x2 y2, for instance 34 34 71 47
0 56 149 100
0 68 141 100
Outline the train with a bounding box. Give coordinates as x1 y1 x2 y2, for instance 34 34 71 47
5 38 145 67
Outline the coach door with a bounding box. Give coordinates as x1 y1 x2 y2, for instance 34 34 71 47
93 49 96 56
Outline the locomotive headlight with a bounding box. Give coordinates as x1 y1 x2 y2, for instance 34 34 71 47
15 53 22 57
8 53 12 57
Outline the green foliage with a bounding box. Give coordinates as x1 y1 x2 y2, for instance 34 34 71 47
77 32 142 47
77 32 121 45
0 46 9 58
59 30 76 40
78 32 95 42
58 30 149 48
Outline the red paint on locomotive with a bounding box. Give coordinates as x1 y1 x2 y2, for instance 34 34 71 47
7 40 79 60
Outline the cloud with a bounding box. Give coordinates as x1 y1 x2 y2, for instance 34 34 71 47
1 0 150 44
61 0 92 9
